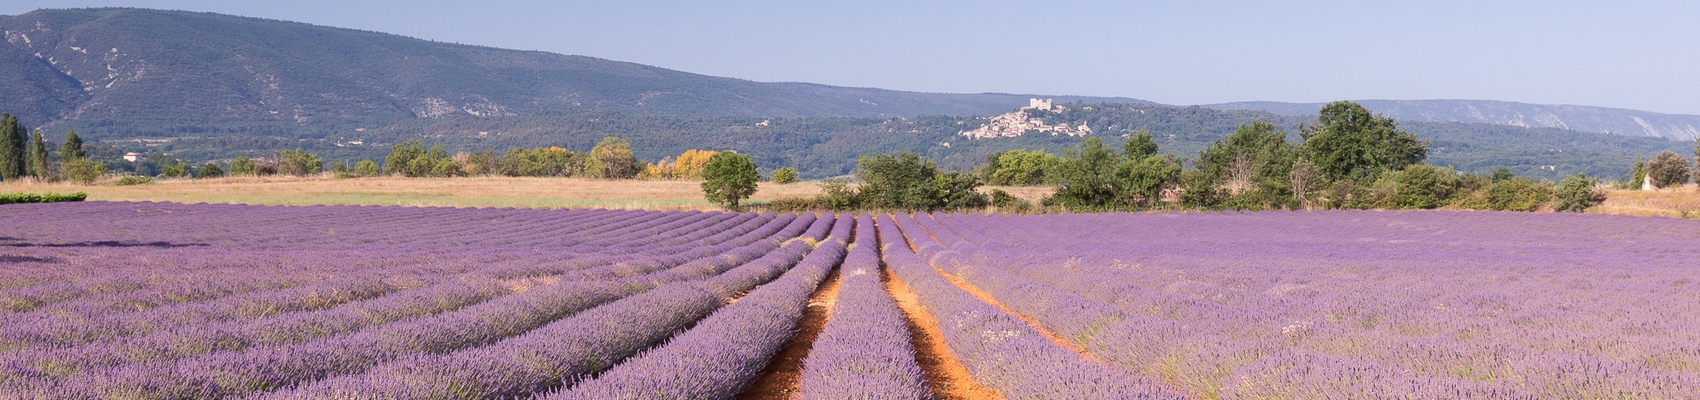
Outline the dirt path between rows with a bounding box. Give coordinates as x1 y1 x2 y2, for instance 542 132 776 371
735 268 843 400
912 216 1201 400
883 264 1002 400
931 264 1105 364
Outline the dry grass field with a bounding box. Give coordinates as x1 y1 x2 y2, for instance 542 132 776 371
1594 185 1700 218
7 177 1694 218
0 177 827 210
1 176 1053 211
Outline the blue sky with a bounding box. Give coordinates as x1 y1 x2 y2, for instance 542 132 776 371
7 1 1698 114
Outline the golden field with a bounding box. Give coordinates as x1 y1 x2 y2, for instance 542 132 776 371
1594 185 1700 218
5 177 1692 218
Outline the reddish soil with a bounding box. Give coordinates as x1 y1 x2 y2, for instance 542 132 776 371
930 265 1105 364
735 268 843 400
883 265 1003 400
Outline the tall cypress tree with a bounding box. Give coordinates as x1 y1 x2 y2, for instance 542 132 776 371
61 130 83 161
0 114 24 181
28 131 49 179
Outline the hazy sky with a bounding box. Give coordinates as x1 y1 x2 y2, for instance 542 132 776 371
7 1 1699 114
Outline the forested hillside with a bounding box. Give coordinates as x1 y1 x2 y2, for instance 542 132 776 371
102 103 1686 182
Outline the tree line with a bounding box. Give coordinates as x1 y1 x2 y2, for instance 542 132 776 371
773 101 1629 213
0 113 108 184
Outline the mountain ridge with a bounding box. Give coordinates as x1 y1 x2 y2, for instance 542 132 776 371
1207 99 1700 141
0 7 1149 133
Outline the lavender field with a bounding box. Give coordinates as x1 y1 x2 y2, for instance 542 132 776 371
2 202 1697 399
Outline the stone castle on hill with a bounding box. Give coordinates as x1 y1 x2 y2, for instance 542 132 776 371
958 98 1091 139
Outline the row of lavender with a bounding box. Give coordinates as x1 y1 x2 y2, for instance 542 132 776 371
906 210 1700 399
15 201 1688 399
0 202 873 399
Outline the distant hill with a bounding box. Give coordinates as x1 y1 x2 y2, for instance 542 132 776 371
128 102 1684 183
0 8 1147 133
1 8 1686 182
1207 100 1700 141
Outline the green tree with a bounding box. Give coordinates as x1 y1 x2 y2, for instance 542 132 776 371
1198 121 1296 209
462 150 496 176
354 159 380 177
27 131 49 179
230 156 257 176
277 149 324 176
1618 158 1647 189
771 167 799 184
701 152 758 209
63 158 106 184
1178 169 1226 209
1299 101 1428 182
1045 137 1121 209
0 114 25 181
933 171 990 210
328 161 350 175
857 152 938 210
60 130 83 161
855 152 987 211
986 150 1058 186
196 163 225 179
585 137 639 179
1647 150 1691 188
1123 129 1159 160
1553 173 1605 213
383 140 459 177
1115 154 1181 209
161 160 190 178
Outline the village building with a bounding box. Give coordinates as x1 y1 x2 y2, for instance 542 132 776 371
957 98 1091 139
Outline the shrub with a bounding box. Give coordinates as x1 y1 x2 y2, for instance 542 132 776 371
62 158 106 184
196 163 225 179
115 176 153 186
989 189 1034 214
354 160 380 177
1647 150 1692 189
771 167 799 184
585 137 639 179
0 192 86 204
384 141 458 177
230 156 257 176
765 197 819 213
858 152 989 211
461 151 495 176
1616 158 1647 190
495 147 580 177
934 171 990 210
817 179 861 211
1553 173 1605 213
701 152 759 209
1384 164 1460 209
161 160 189 178
277 149 324 177
1453 177 1553 211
